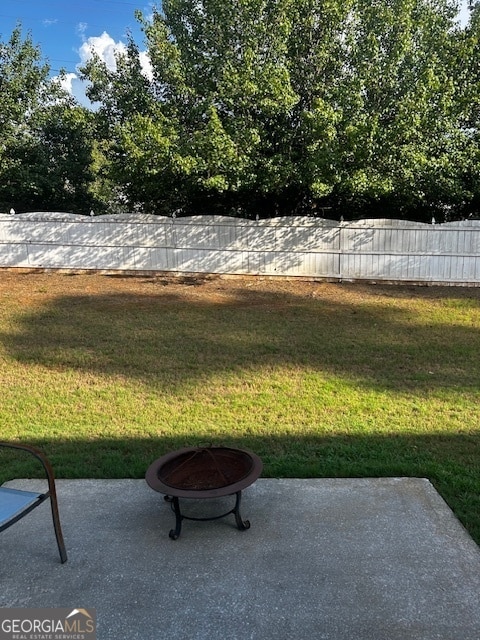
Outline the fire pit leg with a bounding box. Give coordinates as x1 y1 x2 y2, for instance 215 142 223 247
165 496 183 540
164 492 251 538
233 491 251 531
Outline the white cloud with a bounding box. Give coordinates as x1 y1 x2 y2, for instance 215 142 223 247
139 50 153 82
78 32 127 72
56 72 77 94
62 75 94 108
43 19 58 27
51 72 93 109
55 31 153 108
77 22 88 37
457 0 471 27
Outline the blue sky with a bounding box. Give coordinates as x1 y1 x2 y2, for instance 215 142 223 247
0 1 149 73
0 0 154 104
0 0 473 106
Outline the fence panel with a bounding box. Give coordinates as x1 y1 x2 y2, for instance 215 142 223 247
1 212 480 285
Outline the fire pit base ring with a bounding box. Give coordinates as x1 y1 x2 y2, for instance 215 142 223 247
145 446 262 539
165 491 250 540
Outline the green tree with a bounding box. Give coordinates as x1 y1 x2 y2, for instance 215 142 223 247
454 0 480 217
0 26 99 213
83 38 164 212
82 0 476 220
324 0 471 219
83 1 303 214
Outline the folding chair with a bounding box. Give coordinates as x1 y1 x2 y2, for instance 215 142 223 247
0 442 67 563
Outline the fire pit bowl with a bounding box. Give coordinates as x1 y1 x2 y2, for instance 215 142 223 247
145 446 262 539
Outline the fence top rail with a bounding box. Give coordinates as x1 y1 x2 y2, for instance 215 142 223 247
1 211 480 230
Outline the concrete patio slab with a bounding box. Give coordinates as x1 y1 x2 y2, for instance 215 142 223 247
1 478 479 640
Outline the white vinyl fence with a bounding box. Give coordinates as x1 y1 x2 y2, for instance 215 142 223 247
1 211 480 285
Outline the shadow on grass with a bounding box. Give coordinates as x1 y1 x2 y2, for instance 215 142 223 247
1 432 479 545
1 282 480 543
1 284 480 392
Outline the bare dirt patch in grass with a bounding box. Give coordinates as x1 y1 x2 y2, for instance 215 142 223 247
3 268 480 307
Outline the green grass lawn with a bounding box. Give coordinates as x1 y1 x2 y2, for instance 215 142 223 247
1 271 479 544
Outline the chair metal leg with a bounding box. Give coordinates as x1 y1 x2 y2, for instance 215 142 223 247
49 495 67 563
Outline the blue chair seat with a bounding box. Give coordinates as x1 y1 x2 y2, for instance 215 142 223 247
0 442 67 563
0 487 43 527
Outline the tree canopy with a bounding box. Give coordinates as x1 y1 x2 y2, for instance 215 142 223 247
1 3 480 220
0 26 97 213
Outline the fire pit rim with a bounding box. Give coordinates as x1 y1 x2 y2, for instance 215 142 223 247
145 445 263 499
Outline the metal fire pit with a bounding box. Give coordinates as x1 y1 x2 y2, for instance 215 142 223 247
145 446 263 539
